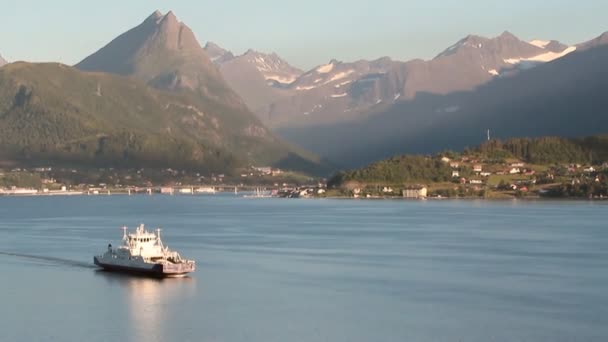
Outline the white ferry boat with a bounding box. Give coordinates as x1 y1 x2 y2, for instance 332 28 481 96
94 224 195 277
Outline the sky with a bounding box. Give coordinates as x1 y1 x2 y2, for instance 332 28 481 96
2 0 607 70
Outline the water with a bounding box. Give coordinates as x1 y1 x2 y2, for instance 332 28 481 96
0 195 607 342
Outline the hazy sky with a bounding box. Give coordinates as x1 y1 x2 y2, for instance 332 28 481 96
2 0 607 69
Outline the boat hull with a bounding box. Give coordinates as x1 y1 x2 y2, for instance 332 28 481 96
94 256 194 278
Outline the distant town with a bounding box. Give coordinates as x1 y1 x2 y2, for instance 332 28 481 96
0 165 327 197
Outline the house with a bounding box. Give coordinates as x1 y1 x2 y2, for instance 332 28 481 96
452 170 460 178
511 162 525 168
382 186 394 193
402 186 428 199
509 168 521 174
470 179 483 184
160 187 174 194
583 167 596 173
450 162 460 169
480 172 492 177
473 164 483 173
441 157 451 163
253 167 272 175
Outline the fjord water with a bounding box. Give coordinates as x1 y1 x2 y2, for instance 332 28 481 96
0 196 606 342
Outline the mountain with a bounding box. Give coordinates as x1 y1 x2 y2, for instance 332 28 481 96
265 57 402 127
76 11 237 103
259 32 575 130
0 54 6 67
0 62 327 174
203 42 234 64
278 33 608 168
577 31 608 51
74 10 329 174
204 44 303 114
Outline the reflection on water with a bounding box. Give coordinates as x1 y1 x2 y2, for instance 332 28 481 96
95 271 196 342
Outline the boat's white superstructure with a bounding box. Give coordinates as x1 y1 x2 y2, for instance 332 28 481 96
94 224 195 277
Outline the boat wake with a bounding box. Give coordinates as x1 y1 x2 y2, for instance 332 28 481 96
0 251 96 269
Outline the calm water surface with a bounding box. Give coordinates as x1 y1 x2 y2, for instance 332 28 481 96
0 195 607 342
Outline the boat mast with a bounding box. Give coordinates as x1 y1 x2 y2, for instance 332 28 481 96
156 228 164 249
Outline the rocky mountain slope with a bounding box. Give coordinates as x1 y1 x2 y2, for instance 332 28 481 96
73 10 330 174
263 32 576 130
77 11 239 104
277 33 608 167
204 43 303 114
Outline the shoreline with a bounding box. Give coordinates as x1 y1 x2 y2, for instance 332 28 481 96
0 192 606 202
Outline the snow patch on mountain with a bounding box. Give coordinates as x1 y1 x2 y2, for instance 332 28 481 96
488 69 499 76
529 40 550 48
504 46 576 64
316 63 335 73
295 85 317 91
328 70 355 83
331 93 348 98
266 75 297 84
335 80 353 88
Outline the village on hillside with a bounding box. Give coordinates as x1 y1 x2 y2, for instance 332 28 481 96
329 153 608 200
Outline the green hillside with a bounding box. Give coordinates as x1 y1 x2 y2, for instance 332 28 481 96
329 135 608 188
0 62 327 175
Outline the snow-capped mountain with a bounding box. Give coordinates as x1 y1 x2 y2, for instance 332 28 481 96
236 49 303 86
259 31 577 129
204 42 234 63
204 43 303 111
434 31 575 75
265 57 402 127
203 43 303 86
275 31 608 168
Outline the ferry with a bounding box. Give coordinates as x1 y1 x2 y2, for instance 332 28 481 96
94 224 195 277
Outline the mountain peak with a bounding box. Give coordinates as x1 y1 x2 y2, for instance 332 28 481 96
204 42 234 63
146 10 163 22
577 31 608 51
499 30 518 40
163 10 177 22
76 10 225 94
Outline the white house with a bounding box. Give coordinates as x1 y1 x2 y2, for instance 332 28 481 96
509 168 521 174
473 164 483 172
452 170 460 178
402 186 428 199
583 167 596 173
